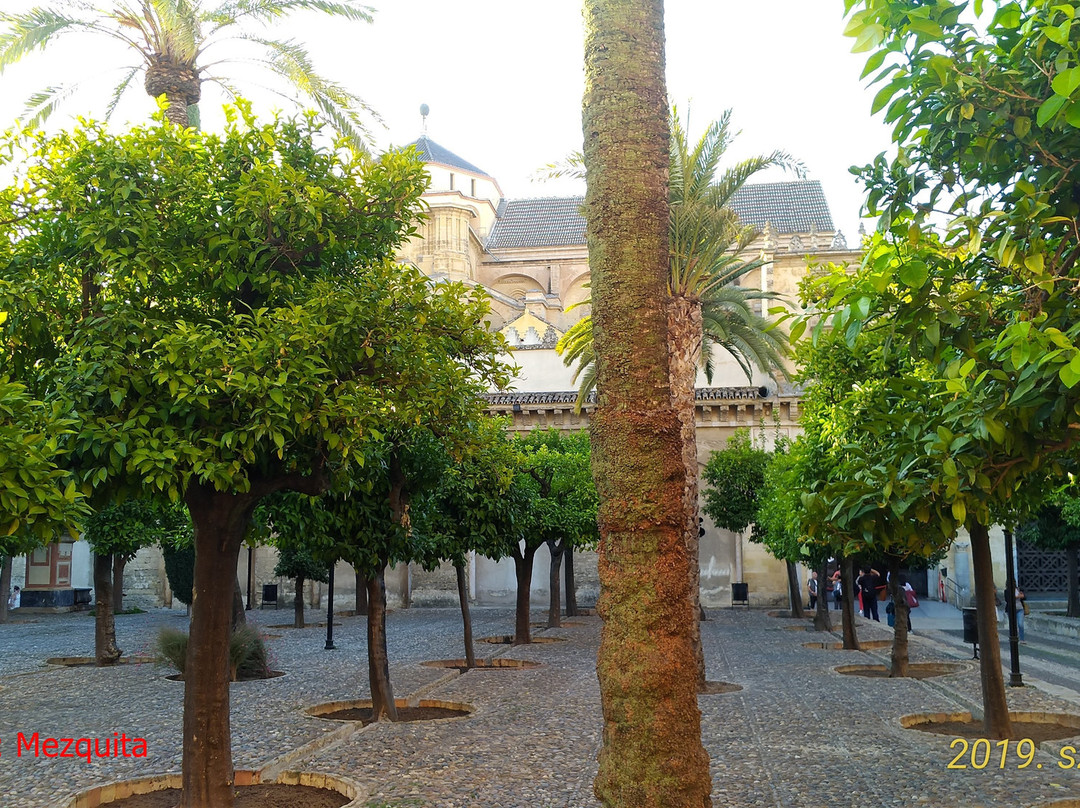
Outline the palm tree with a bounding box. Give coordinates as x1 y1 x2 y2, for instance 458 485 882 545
583 1 713 803
557 107 800 688
0 0 376 145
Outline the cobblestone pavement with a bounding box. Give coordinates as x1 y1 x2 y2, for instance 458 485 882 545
3 605 1080 807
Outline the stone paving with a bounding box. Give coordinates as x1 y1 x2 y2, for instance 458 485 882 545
2 604 1080 807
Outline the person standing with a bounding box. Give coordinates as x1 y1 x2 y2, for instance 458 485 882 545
7 585 20 610
1014 586 1026 643
832 570 843 611
808 571 819 610
857 567 881 622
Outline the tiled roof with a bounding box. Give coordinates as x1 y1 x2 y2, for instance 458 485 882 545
485 387 769 407
406 135 491 177
729 180 834 234
486 197 586 250
484 180 834 251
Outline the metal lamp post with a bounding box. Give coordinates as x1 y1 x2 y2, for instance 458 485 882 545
324 562 335 651
1003 529 1023 687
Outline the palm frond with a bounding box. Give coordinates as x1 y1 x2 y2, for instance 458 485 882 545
535 151 585 182
207 0 373 32
239 34 380 149
700 286 792 383
105 65 142 120
22 82 83 128
0 8 95 69
149 0 201 62
555 315 596 413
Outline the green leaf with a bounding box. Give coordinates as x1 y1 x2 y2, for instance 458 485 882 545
960 102 975 120
1067 102 1080 128
1013 116 1031 139
1053 66 1080 99
992 2 1021 28
1037 94 1067 126
898 260 929 288
926 321 940 346
952 500 967 524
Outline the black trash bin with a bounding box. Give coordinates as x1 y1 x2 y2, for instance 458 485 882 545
261 583 279 609
731 582 749 609
962 606 979 658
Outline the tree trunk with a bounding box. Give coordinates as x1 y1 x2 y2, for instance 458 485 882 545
513 545 538 645
667 294 707 690
1068 543 1080 619
113 555 127 613
971 518 1012 738
840 556 859 650
355 568 369 615
547 539 565 629
164 93 192 127
180 484 256 808
888 557 909 677
0 555 11 624
94 553 122 666
583 0 713 803
293 574 306 629
366 568 397 722
565 544 579 616
786 560 805 618
813 560 832 632
231 577 245 630
455 561 476 668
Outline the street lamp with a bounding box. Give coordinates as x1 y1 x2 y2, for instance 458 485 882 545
325 562 336 651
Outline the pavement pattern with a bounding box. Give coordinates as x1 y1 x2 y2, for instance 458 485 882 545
2 603 1080 807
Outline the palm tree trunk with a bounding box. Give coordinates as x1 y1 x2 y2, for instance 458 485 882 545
94 553 122 666
971 518 1012 738
583 0 712 804
667 294 706 688
455 561 476 668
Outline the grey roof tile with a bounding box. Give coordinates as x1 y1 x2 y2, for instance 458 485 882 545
484 180 834 251
486 197 586 250
484 386 768 407
729 180 834 234
406 135 491 177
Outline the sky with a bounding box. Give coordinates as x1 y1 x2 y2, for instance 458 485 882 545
0 0 896 239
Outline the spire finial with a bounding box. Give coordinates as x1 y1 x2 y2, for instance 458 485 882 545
420 103 430 135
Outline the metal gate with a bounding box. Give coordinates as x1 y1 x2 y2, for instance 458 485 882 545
1016 537 1070 594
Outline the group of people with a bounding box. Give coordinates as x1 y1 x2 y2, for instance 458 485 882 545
806 566 918 630
808 565 1030 642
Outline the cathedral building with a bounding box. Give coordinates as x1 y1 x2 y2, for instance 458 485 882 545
396 134 861 609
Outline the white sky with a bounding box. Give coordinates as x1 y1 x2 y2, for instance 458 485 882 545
0 0 895 239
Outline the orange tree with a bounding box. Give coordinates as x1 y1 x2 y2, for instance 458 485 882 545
840 0 1080 736
0 106 506 806
0 378 87 622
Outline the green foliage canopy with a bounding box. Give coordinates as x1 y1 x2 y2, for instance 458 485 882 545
702 429 770 534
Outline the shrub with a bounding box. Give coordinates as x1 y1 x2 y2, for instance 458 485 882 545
156 625 270 680
162 542 195 606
